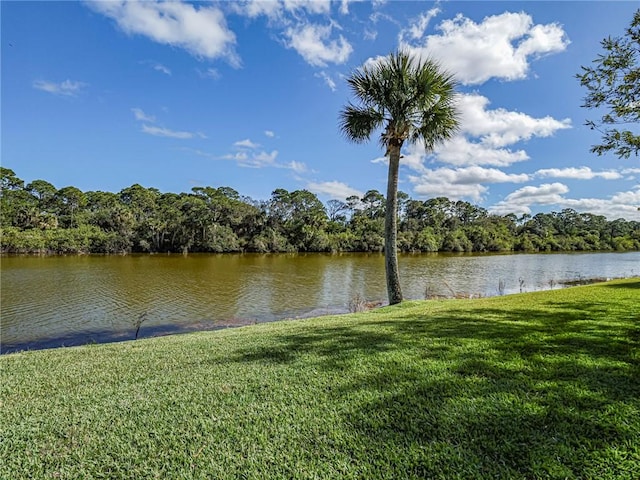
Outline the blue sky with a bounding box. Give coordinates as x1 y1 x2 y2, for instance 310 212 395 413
2 0 639 220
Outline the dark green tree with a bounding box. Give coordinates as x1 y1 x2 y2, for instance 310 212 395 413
326 199 348 223
0 168 24 191
25 179 57 204
577 9 640 158
339 50 459 304
54 186 87 228
2 167 638 255
266 189 328 251
361 189 385 219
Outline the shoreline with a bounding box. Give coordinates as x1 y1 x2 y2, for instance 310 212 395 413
1 275 630 355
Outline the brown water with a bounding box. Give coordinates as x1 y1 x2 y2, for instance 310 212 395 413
1 251 638 352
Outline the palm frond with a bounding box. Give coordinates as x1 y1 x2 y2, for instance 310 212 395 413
347 65 389 111
340 49 460 151
411 99 460 151
339 104 385 143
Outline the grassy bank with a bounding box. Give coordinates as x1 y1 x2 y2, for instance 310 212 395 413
2 280 639 479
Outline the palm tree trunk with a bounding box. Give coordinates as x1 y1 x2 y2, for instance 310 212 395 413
385 143 403 305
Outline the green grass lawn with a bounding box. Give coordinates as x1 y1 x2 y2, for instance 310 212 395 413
1 279 639 479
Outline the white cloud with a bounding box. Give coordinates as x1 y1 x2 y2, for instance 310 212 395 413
505 182 569 204
153 63 171 75
32 79 86 96
234 138 260 149
408 166 529 202
363 27 378 41
285 22 352 67
233 0 331 20
434 136 530 167
413 180 488 202
397 143 429 172
141 124 195 139
133 107 205 138
223 151 249 161
316 71 337 91
561 195 640 220
87 1 239 66
490 184 640 220
196 67 221 80
404 93 571 168
621 168 640 180
518 22 570 57
433 166 529 185
402 11 570 85
253 150 278 163
233 1 352 69
536 167 622 180
218 134 303 171
607 188 640 207
339 0 352 15
223 149 279 168
399 6 441 42
214 143 303 171
131 108 156 123
489 202 532 217
283 0 331 15
287 160 308 173
489 182 569 216
362 54 387 71
233 0 283 19
360 91 570 169
307 181 363 200
458 94 571 148
140 60 173 75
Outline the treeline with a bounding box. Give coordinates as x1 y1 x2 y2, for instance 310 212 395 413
1 167 639 254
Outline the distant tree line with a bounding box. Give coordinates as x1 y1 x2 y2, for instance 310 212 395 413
1 167 639 254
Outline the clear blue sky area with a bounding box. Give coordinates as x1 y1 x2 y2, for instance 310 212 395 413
2 1 639 219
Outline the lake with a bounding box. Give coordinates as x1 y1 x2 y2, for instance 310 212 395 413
1 251 638 352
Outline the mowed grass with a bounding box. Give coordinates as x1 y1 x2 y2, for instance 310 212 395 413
1 279 639 479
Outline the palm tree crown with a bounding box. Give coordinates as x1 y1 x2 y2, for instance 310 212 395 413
339 51 459 305
339 50 459 151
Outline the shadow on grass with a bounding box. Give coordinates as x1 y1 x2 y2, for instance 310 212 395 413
1 322 230 354
229 286 639 478
603 280 640 289
233 327 397 368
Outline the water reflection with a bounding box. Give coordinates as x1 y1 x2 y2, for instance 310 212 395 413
1 251 638 352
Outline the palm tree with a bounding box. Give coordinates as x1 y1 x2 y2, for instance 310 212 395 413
339 50 459 305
